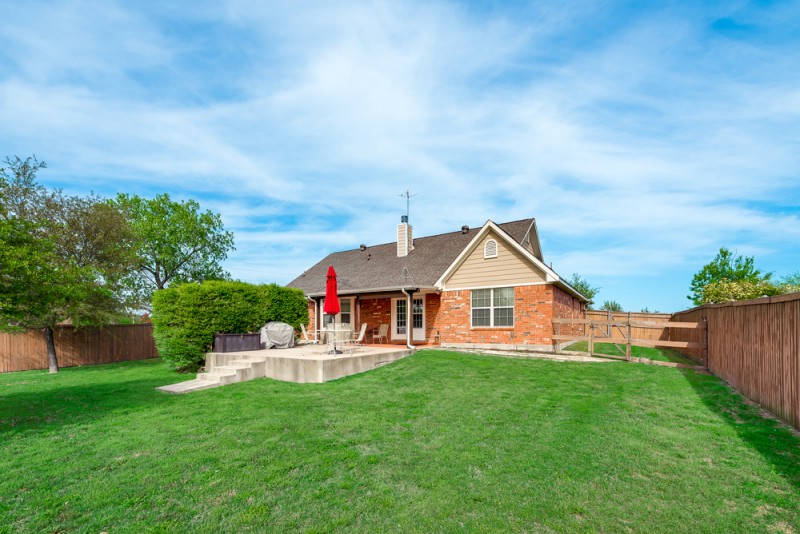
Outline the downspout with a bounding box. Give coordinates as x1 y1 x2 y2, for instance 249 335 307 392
400 288 415 350
316 298 322 337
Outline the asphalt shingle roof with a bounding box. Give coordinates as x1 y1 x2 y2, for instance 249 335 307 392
287 219 535 296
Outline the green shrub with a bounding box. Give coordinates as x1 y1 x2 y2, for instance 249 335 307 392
151 280 308 372
259 283 309 328
700 279 782 304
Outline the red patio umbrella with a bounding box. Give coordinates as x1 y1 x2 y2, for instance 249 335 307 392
324 266 341 353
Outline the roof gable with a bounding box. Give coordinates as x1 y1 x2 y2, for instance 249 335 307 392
435 220 559 289
522 219 544 262
442 229 548 289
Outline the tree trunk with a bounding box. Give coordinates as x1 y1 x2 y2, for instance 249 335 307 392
44 326 59 374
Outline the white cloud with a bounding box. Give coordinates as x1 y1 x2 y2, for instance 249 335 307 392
1 0 798 311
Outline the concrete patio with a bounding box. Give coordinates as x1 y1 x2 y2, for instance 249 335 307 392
158 343 414 394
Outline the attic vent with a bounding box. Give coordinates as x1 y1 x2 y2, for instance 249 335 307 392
461 225 469 234
359 244 366 252
484 239 498 259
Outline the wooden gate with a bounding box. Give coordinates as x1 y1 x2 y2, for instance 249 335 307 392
552 315 708 365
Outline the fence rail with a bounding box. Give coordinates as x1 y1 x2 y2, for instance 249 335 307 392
0 324 158 373
585 310 672 343
553 315 706 361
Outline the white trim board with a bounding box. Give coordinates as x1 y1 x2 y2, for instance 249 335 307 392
442 281 549 292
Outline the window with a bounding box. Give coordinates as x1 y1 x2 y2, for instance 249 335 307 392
471 287 514 327
396 299 407 334
321 297 352 326
412 298 423 329
484 239 498 258
340 299 351 325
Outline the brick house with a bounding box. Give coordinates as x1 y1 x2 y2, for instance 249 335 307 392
286 217 588 351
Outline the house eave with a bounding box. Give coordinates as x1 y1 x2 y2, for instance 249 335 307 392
304 285 438 298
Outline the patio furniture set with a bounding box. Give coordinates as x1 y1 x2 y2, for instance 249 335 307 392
300 323 389 352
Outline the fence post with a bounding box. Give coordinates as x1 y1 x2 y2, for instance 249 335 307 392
607 309 611 337
554 321 560 353
589 321 594 355
626 312 632 361
702 317 708 368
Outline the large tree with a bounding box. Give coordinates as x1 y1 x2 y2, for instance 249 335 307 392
567 273 599 309
0 156 134 372
599 300 623 312
0 215 55 326
688 247 771 305
112 193 235 309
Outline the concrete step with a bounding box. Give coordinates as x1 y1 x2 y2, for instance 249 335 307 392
217 364 257 383
157 378 221 394
229 359 266 379
197 368 239 385
165 356 267 392
239 353 269 362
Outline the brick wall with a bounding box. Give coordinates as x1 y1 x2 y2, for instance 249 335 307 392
438 284 583 348
552 285 586 337
308 301 317 332
359 293 442 344
360 298 392 334
425 293 442 341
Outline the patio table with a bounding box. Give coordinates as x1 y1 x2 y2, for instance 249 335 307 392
322 327 353 344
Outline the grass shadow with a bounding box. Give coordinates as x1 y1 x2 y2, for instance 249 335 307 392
678 366 800 491
564 341 696 364
0 360 186 436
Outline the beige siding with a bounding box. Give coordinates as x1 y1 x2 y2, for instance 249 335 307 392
445 230 546 289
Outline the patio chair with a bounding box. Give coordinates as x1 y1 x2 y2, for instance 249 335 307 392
349 323 368 346
372 324 389 344
431 329 440 345
300 324 319 345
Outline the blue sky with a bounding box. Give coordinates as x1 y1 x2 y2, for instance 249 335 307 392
2 0 798 313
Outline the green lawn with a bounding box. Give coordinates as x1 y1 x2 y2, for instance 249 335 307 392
1 351 798 533
565 341 697 365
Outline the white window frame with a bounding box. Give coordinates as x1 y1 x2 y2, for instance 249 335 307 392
321 297 353 327
391 295 426 341
484 239 498 259
471 287 514 328
392 298 407 338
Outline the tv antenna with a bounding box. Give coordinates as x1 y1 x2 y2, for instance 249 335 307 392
401 266 414 287
399 189 417 220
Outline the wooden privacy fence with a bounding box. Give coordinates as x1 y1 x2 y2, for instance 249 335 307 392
0 324 158 373
552 314 707 363
672 293 800 430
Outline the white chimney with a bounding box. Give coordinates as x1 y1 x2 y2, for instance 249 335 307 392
397 215 413 257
